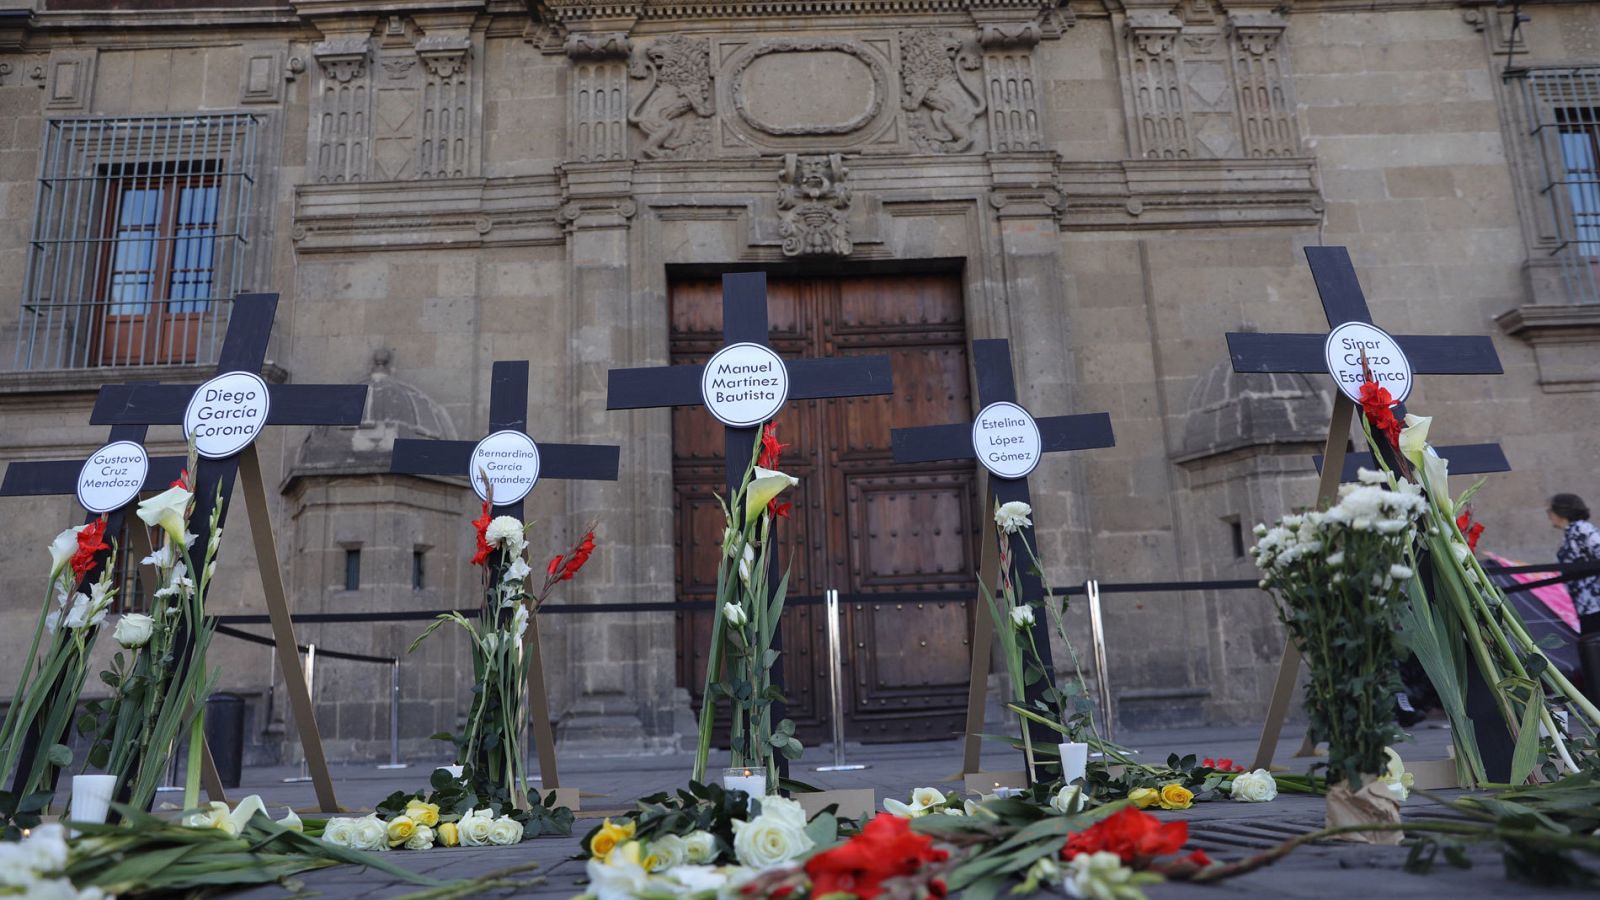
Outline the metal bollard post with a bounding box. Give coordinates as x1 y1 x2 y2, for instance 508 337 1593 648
282 644 315 784
1086 580 1115 744
816 589 867 773
377 659 408 770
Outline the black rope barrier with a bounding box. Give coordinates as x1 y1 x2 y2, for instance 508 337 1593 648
212 623 397 665
208 561 1600 627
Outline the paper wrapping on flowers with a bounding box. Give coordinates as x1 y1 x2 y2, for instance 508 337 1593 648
1324 778 1403 845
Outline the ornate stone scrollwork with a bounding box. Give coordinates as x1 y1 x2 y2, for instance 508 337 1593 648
564 31 632 60
899 29 986 154
628 35 714 160
313 36 370 83
777 153 852 257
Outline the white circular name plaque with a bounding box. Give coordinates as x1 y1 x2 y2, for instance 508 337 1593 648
183 371 271 459
700 342 790 428
469 429 540 505
972 401 1042 480
1323 321 1413 404
76 440 149 513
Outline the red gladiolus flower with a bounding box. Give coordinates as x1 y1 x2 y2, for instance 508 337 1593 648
1456 510 1485 553
806 814 948 900
1358 380 1403 449
757 421 787 469
547 554 563 576
1202 758 1214 769
170 468 189 490
70 517 110 578
1062 807 1188 866
470 501 494 567
560 531 595 581
1184 849 1213 867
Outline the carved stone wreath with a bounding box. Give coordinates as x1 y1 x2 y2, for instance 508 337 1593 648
729 39 888 136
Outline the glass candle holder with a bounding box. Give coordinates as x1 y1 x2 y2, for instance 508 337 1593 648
70 774 119 827
722 766 767 807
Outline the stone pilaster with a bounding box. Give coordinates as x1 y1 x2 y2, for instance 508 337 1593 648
310 34 373 183
1125 13 1187 160
564 31 632 163
976 22 1045 152
1228 12 1298 159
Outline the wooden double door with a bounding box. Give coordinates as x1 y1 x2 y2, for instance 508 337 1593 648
671 273 982 743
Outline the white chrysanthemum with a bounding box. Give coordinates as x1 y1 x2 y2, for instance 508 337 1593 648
485 516 526 551
994 501 1033 534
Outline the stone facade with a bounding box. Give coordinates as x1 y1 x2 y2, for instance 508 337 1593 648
0 0 1598 761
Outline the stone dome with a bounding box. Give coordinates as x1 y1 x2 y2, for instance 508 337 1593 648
288 349 457 480
1177 360 1331 463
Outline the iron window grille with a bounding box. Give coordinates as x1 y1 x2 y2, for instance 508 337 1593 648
1518 67 1600 304
12 113 259 370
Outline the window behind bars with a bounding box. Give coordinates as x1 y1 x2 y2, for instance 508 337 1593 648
12 113 259 370
1519 68 1600 304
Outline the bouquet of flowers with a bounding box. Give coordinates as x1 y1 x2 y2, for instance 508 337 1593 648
85 461 227 814
1353 383 1600 783
0 515 118 834
409 494 595 810
1251 469 1426 838
690 424 802 785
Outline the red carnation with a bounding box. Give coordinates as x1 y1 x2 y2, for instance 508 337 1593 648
470 501 494 567
806 814 948 900
1062 807 1188 866
70 517 110 578
1358 380 1403 449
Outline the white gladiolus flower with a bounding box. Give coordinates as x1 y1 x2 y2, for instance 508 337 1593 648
113 613 154 648
721 602 748 628
503 557 531 584
994 501 1033 534
1228 769 1277 803
732 810 813 869
47 527 82 578
1010 605 1035 629
510 605 529 643
737 543 756 584
487 817 524 846
683 830 718 864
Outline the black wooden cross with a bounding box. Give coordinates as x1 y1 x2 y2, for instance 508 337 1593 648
606 272 895 778
1226 246 1508 773
890 338 1116 779
89 293 369 812
389 358 621 791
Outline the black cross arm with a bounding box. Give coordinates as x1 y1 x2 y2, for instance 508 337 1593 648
1314 443 1510 482
606 355 894 411
606 364 703 411
390 438 620 482
890 413 1116 465
1226 332 1502 376
90 383 370 427
1 455 186 498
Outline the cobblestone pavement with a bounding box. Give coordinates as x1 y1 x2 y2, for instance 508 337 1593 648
217 720 1591 898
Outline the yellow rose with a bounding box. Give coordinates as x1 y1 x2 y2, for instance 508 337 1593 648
437 821 459 847
386 815 418 847
405 799 441 828
1128 787 1159 809
589 818 637 862
1157 783 1194 810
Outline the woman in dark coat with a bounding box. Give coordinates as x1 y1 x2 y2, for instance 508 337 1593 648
1550 493 1600 635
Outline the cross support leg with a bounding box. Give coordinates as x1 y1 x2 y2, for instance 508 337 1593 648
962 481 1003 777
523 613 560 791
239 446 339 812
200 737 229 804
1252 394 1356 771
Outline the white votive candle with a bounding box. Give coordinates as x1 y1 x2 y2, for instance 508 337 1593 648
1058 742 1089 785
70 774 119 826
722 766 767 806
437 765 464 779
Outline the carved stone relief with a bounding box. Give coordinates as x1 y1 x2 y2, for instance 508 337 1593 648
628 35 713 160
1229 14 1299 159
899 29 986 154
568 32 631 163
312 36 372 183
731 40 886 136
777 153 852 257
1126 13 1187 160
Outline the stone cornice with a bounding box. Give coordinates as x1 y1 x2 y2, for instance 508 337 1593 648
1058 158 1324 230
292 176 564 252
528 0 1067 28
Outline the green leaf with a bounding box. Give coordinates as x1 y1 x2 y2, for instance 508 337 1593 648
804 811 838 847
46 744 72 767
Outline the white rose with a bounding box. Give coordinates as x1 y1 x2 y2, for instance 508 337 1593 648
405 824 435 850
648 833 688 870
112 613 155 649
352 815 390 851
756 795 809 829
322 818 358 847
683 830 718 864
1010 605 1035 629
994 501 1033 534
485 516 526 551
19 823 69 873
1049 785 1084 815
1228 769 1277 803
721 602 748 628
458 810 495 847
488 817 524 846
732 813 813 869
136 486 193 545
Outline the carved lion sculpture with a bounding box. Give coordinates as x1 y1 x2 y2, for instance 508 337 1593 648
628 35 714 160
899 29 986 154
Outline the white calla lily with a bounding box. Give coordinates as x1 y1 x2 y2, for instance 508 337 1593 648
744 467 798 526
137 486 193 545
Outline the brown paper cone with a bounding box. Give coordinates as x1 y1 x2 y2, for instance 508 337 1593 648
1324 777 1403 844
